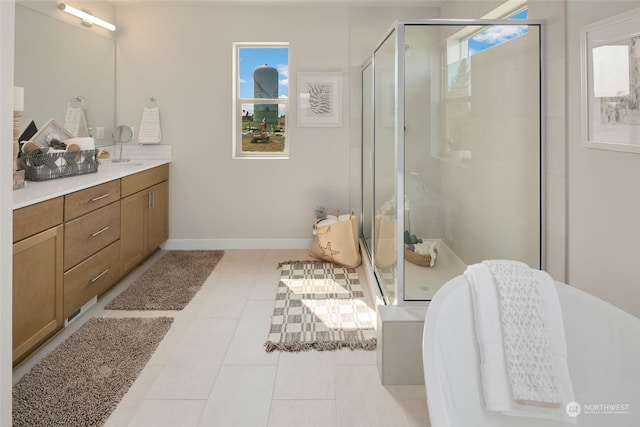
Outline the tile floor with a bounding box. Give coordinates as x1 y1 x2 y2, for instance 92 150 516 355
13 249 430 427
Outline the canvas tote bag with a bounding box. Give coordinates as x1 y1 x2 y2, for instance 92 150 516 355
374 216 396 268
310 213 361 268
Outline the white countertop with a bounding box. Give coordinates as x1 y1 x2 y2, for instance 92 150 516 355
13 159 171 210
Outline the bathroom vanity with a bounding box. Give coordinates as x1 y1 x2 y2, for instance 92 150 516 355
12 160 170 365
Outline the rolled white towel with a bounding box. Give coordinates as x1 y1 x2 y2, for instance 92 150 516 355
316 215 338 228
414 241 437 267
317 213 353 228
66 137 95 151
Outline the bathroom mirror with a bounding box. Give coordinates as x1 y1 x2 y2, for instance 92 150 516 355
14 3 116 146
112 125 134 163
113 125 133 144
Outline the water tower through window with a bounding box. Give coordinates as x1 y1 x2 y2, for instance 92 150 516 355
254 64 278 126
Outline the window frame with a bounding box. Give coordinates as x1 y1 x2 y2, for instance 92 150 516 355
232 42 289 159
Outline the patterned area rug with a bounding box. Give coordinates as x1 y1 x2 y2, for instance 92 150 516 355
265 260 376 352
13 317 173 427
106 250 224 310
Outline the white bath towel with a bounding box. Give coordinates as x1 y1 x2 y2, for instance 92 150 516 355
466 261 576 423
66 137 95 151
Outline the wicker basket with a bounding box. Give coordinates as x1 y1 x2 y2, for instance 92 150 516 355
404 246 438 267
20 149 99 181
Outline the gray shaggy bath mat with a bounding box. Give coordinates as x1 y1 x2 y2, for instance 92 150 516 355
13 317 173 427
106 250 224 310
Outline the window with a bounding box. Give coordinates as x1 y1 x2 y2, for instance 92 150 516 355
468 7 529 57
233 43 289 159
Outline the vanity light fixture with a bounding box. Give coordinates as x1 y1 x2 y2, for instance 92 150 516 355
58 3 116 32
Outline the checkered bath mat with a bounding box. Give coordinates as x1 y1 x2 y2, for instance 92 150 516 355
265 260 376 352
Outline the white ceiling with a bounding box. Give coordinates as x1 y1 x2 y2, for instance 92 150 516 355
107 0 446 7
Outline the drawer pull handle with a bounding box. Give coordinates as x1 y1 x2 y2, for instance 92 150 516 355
91 193 110 202
91 226 110 237
90 269 110 283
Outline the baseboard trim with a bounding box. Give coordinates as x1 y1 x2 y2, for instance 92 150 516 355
162 239 313 250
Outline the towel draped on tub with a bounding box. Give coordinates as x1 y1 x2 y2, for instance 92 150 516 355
466 260 576 424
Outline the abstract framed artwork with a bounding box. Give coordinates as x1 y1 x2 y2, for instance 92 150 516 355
581 7 640 153
297 72 342 127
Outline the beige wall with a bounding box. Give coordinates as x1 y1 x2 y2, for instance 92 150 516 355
116 4 352 247
566 0 640 317
115 4 438 248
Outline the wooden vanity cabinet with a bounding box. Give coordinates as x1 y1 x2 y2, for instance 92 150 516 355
12 163 169 364
12 198 64 364
120 165 169 275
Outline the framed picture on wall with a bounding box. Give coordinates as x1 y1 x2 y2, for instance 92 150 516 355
581 7 640 153
297 72 342 127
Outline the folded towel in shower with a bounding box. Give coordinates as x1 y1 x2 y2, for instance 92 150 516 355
466 261 576 423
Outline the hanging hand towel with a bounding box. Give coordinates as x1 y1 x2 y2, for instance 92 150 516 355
64 105 90 138
138 106 162 144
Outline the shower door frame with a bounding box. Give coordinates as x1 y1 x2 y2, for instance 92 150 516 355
361 18 547 306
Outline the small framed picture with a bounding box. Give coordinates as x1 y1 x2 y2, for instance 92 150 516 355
297 72 342 127
581 7 640 152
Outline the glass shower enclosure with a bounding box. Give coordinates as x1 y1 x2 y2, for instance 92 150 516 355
361 19 545 305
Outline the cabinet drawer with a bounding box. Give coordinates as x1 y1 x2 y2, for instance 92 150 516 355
64 202 121 270
13 197 63 243
121 164 169 198
64 240 121 319
65 180 121 221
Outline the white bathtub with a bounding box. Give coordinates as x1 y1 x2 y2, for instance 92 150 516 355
423 275 640 427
